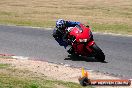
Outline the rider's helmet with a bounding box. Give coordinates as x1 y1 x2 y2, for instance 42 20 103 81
56 19 66 30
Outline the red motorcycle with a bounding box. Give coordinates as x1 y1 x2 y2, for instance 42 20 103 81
67 24 105 62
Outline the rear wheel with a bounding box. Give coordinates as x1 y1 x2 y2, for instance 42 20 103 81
90 44 105 62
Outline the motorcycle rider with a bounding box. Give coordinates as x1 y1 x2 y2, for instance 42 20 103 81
53 19 81 54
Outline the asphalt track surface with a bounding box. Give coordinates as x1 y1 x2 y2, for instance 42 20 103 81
0 25 132 79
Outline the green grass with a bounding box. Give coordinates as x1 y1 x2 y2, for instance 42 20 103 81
0 73 93 88
92 23 132 34
0 64 10 68
0 64 93 88
0 19 54 28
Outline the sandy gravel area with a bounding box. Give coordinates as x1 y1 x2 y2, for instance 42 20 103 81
0 58 131 88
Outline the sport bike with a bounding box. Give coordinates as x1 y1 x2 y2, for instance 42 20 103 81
66 24 105 62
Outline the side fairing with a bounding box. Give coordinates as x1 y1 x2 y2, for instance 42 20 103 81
69 24 91 42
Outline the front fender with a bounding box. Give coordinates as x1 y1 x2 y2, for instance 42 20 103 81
86 41 95 52
88 41 95 46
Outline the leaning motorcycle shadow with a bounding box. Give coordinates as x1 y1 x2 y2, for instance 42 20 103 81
64 55 108 63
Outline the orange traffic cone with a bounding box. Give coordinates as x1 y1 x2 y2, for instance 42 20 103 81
82 67 89 77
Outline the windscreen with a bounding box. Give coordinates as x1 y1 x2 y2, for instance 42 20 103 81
75 25 83 33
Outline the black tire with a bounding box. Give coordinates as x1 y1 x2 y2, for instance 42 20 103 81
91 44 105 62
71 53 79 57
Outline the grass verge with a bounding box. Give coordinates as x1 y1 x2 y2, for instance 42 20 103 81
0 0 132 34
92 23 132 35
0 63 93 88
0 64 10 68
0 74 93 88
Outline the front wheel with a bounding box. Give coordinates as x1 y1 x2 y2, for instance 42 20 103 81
90 44 105 62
